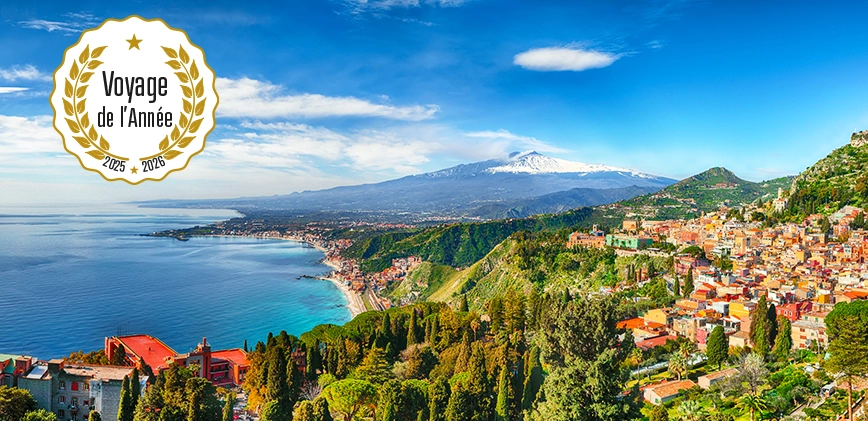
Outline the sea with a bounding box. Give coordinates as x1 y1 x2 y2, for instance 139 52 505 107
0 204 352 359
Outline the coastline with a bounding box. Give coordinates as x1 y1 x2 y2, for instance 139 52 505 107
316 255 366 318
164 233 367 318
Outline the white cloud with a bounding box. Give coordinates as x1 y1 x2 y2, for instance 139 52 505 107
466 129 568 153
0 115 59 155
0 65 50 82
342 0 469 12
216 77 439 121
513 47 621 72
0 88 29 94
19 12 100 35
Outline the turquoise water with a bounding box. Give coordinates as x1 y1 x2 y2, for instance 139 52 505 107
0 205 351 359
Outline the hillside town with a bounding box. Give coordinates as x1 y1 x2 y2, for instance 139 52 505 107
565 193 868 409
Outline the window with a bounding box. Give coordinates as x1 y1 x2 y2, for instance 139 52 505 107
59 396 66 403
83 382 89 391
71 397 78 406
58 410 65 418
59 381 66 390
71 381 79 391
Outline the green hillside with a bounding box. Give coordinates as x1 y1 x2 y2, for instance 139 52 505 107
785 138 868 217
343 207 597 272
602 167 789 220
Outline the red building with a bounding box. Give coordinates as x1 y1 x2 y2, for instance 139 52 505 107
777 301 813 322
105 335 249 387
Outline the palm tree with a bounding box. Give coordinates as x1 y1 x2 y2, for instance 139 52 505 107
737 393 770 421
669 353 688 381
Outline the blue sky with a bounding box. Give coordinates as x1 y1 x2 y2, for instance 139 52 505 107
2 0 868 205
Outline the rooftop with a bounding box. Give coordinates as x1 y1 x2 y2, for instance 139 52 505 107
115 335 177 370
699 368 739 381
210 349 249 367
62 365 132 381
646 379 697 398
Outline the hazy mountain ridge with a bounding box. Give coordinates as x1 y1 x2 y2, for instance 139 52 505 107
139 151 676 218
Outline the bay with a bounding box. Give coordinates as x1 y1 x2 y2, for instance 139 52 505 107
0 204 351 359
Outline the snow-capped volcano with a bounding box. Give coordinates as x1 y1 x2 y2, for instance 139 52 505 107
143 150 676 219
486 151 648 176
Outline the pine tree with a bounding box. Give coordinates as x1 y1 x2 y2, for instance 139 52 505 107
307 342 323 379
265 346 292 419
494 367 512 421
428 377 450 421
706 325 728 370
118 375 134 421
773 316 793 359
351 348 393 384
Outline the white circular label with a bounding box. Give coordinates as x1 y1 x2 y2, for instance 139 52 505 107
51 16 218 183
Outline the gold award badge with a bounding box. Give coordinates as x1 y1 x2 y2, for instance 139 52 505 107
51 16 218 183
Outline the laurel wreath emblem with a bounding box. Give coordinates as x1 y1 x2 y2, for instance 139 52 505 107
62 45 128 161
138 45 207 161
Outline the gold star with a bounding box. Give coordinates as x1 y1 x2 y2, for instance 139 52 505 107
130 166 139 174
126 34 142 50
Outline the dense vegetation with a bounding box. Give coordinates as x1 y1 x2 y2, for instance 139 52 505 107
783 143 868 218
239 292 641 421
605 167 789 221
343 207 597 272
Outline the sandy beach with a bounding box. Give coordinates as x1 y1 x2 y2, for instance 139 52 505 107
318 256 366 317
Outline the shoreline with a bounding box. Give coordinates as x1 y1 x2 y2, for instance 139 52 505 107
160 233 366 318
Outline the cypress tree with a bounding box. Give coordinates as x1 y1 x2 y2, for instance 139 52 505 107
751 296 772 356
445 383 472 421
767 303 779 346
467 343 491 420
312 396 333 421
429 316 439 346
428 377 450 421
375 379 402 421
521 347 543 410
683 270 694 297
454 330 472 373
459 295 469 312
222 393 236 421
287 357 301 405
111 345 127 366
407 310 421 346
294 400 315 421
673 275 681 297
244 340 248 353
706 325 728 370
306 342 323 379
773 316 793 359
130 368 141 410
118 375 134 421
494 367 512 421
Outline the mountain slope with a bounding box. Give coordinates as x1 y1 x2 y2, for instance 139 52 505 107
601 167 790 220
139 151 675 219
785 135 868 217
